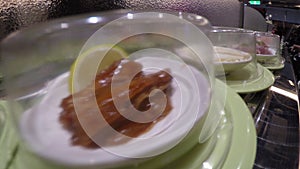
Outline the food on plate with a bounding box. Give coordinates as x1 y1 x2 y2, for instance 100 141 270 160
256 40 273 55
59 59 173 148
214 46 252 63
213 46 252 73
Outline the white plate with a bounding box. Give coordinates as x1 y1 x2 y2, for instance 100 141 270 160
20 57 211 168
213 46 252 74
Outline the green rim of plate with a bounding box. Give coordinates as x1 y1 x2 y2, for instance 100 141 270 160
265 63 284 70
226 64 275 93
262 57 285 70
221 80 257 169
0 101 19 169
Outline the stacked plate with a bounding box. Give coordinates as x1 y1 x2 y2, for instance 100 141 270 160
6 79 256 169
209 27 275 93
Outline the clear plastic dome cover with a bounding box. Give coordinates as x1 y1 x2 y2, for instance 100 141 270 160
255 31 284 68
1 10 228 168
209 27 271 92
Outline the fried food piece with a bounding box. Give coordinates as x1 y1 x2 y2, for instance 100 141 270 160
60 59 173 148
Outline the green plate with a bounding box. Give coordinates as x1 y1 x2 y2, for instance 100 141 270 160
221 81 257 169
0 101 18 169
262 57 285 70
8 80 256 169
226 64 275 93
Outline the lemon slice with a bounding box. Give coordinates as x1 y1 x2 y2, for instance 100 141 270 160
69 45 127 93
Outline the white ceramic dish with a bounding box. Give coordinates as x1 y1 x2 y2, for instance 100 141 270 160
213 46 252 74
20 57 211 168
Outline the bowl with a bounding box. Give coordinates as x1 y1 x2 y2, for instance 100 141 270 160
213 46 253 73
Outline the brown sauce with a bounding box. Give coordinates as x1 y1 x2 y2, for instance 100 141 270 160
59 59 173 148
